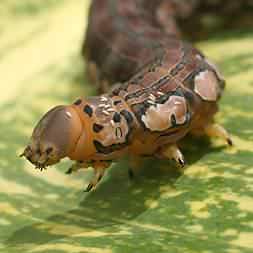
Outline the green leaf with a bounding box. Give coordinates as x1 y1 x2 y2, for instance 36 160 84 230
0 1 253 253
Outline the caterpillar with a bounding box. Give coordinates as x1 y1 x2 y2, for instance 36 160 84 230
21 0 233 192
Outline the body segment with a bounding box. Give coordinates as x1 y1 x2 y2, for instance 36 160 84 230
22 0 232 191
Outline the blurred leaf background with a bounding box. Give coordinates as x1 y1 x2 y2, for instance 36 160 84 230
0 0 253 252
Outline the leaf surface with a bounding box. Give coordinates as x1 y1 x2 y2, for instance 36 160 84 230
0 1 253 253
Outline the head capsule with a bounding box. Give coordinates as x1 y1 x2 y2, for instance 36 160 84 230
20 105 82 170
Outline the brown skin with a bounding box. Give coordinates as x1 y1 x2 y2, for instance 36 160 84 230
21 0 234 191
20 97 134 171
21 106 83 170
21 91 232 192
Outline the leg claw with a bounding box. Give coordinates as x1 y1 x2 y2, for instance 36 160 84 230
177 158 185 168
205 124 233 147
65 168 72 174
84 183 93 192
227 138 233 146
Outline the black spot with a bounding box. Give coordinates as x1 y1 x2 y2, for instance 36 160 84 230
137 104 148 115
46 147 53 154
182 90 194 105
170 68 178 76
93 123 104 133
120 110 133 124
132 103 149 129
158 130 180 137
112 89 120 96
113 112 121 123
171 114 177 127
83 105 93 117
113 100 121 106
27 156 33 163
177 63 185 71
148 66 156 72
93 140 110 154
93 140 129 155
156 88 184 104
74 99 82 105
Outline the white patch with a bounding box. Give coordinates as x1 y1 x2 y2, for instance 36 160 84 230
195 70 208 82
101 96 108 101
141 106 156 129
141 104 169 131
65 111 72 118
141 96 187 131
196 54 203 60
149 94 156 100
110 120 115 126
147 100 155 105
194 70 219 101
102 110 110 116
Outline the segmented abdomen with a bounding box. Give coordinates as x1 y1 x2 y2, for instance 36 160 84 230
84 0 225 136
84 0 182 84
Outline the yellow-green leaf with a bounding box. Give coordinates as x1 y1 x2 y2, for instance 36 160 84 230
1 1 253 253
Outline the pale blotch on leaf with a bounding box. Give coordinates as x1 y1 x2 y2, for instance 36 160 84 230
0 218 11 226
188 200 214 219
20 207 30 214
36 223 84 236
30 243 112 253
232 232 253 248
23 165 85 189
221 193 253 213
45 193 60 200
245 167 253 175
145 199 159 209
0 178 35 196
186 224 203 233
185 164 220 179
223 229 238 237
72 230 131 238
159 185 186 199
0 203 19 215
119 220 168 233
228 136 253 153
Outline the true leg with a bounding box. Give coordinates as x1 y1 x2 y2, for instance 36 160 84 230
159 144 185 170
84 161 111 192
204 123 233 146
65 161 90 174
128 156 142 179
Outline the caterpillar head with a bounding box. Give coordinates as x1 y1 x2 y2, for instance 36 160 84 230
20 105 82 170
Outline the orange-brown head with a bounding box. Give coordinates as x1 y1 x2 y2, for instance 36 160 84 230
20 105 83 170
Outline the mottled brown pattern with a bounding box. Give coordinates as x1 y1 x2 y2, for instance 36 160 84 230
22 0 234 191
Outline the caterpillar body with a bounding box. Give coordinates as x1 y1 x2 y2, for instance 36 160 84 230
21 0 232 192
